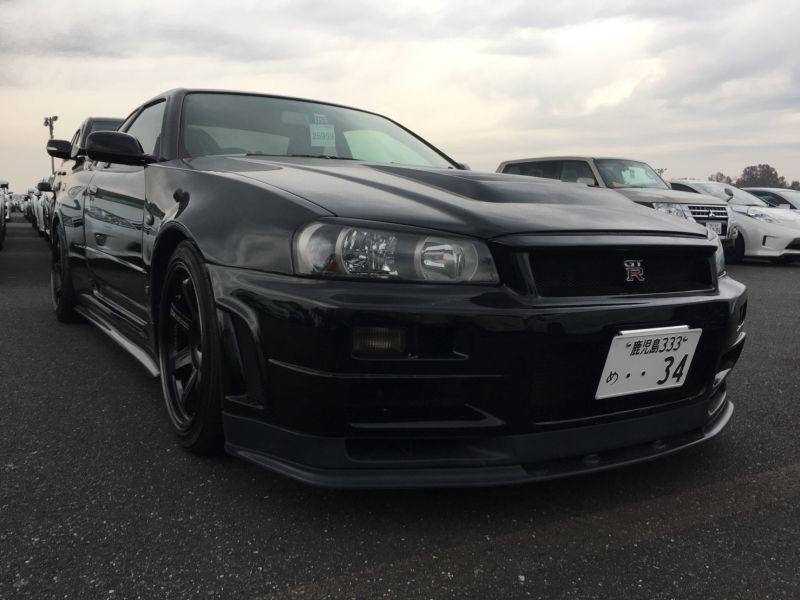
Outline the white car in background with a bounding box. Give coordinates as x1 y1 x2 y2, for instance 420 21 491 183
670 180 800 264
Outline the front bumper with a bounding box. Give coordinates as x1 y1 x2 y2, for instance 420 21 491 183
209 266 747 488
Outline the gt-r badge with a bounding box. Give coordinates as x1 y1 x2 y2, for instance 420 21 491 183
624 259 645 282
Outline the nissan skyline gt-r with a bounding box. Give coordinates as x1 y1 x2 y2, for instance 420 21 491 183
670 180 800 264
47 89 747 488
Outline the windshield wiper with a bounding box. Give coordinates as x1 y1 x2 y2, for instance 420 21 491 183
245 153 361 161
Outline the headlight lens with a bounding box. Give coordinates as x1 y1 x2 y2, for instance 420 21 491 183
653 202 692 220
708 230 725 275
294 223 500 284
746 207 776 223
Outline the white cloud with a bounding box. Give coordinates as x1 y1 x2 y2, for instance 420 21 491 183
0 0 798 189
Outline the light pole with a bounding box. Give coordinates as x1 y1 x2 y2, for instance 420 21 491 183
43 115 58 175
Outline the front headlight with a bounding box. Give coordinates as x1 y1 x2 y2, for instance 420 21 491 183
746 207 776 223
294 222 500 284
653 202 693 220
708 230 725 275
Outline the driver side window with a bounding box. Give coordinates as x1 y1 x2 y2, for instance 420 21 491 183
125 101 166 158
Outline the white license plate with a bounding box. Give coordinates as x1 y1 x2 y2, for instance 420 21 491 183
595 326 702 400
705 221 722 234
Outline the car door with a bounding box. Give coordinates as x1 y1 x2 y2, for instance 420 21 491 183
84 100 165 325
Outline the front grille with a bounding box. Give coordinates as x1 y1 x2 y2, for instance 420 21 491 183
687 205 728 219
530 246 714 297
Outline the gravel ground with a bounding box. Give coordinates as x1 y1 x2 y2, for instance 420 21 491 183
1 214 798 599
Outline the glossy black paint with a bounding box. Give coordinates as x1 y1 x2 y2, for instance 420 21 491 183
86 131 152 166
50 89 748 487
46 139 71 161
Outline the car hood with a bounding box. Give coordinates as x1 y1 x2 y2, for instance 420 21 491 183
614 187 728 206
735 205 800 227
186 157 710 240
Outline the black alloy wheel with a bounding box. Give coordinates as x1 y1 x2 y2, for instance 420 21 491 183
51 224 78 322
158 242 224 454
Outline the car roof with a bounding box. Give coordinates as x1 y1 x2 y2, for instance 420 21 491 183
142 88 391 121
499 156 639 164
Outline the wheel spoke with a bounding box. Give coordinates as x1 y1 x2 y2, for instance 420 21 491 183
169 300 193 332
179 368 198 409
171 347 193 371
181 277 200 321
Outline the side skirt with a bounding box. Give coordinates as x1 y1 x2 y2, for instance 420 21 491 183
75 301 160 377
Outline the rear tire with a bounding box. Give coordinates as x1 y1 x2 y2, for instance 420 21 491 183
51 224 79 323
158 241 224 454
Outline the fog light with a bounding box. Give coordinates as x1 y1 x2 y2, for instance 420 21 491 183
352 327 407 355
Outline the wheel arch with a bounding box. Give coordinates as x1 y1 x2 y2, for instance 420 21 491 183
150 224 192 331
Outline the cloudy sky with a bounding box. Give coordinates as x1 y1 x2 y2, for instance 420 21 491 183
0 0 798 190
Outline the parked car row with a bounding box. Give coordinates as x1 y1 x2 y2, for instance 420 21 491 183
496 156 800 265
36 88 750 489
669 181 800 263
21 180 55 241
0 178 9 250
497 156 739 253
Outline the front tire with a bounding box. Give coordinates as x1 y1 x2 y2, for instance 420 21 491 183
51 224 79 322
158 242 224 454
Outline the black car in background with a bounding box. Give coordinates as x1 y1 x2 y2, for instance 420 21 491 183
48 117 124 199
47 89 747 487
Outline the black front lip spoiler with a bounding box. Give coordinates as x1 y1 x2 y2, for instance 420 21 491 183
224 396 734 489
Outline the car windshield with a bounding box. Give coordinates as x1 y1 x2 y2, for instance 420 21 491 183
774 190 800 208
180 93 456 169
594 159 668 189
693 182 768 206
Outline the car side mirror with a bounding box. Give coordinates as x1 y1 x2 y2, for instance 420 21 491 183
576 177 596 186
86 131 153 166
46 139 72 160
37 181 53 192
723 188 734 197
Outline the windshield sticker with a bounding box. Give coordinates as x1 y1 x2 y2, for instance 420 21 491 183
309 114 335 147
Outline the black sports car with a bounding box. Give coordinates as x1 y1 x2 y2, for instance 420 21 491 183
47 89 747 487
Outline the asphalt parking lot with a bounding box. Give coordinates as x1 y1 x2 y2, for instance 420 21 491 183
1 214 798 600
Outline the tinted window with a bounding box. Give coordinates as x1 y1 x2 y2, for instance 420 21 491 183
180 93 455 169
125 102 165 156
560 160 597 185
752 192 782 207
89 119 123 134
669 182 696 193
751 190 800 209
503 160 563 179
